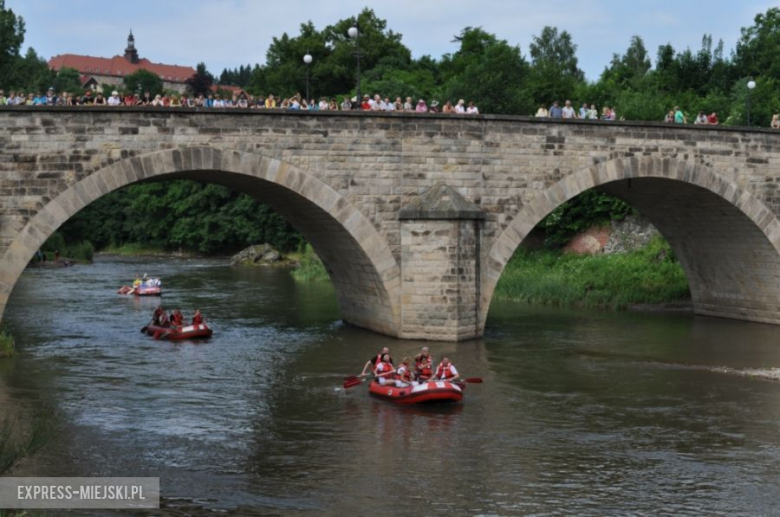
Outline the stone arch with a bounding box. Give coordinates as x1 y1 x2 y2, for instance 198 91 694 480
482 155 780 328
0 147 401 336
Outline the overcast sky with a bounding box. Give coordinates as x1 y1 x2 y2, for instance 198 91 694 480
9 0 775 81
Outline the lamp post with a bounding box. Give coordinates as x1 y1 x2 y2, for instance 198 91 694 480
348 24 361 108
747 79 756 126
303 52 313 103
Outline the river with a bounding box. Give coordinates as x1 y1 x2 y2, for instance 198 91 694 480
3 255 780 516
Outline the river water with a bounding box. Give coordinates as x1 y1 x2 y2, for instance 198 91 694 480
3 255 780 516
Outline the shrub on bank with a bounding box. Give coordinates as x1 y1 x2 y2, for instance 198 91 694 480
495 236 690 308
0 323 15 358
291 244 329 282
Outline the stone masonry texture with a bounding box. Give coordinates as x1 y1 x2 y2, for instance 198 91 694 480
1 107 780 341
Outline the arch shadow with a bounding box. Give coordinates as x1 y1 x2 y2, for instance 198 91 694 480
483 156 780 328
0 147 402 336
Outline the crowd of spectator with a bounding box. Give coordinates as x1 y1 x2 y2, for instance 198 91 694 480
0 87 481 115
4 87 779 127
535 100 618 121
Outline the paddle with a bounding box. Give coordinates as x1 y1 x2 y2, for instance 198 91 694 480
343 377 365 389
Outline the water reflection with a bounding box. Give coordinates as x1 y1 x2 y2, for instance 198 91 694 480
2 257 780 514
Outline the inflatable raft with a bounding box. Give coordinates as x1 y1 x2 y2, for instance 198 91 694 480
368 380 463 405
143 323 212 341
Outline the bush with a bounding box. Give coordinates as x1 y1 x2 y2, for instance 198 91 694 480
291 244 329 282
0 322 14 358
494 235 690 308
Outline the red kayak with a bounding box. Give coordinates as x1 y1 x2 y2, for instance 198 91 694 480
143 323 212 341
368 380 463 405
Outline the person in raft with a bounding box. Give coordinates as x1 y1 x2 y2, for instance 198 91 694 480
374 353 397 386
133 274 142 289
360 347 393 377
432 357 460 382
192 309 204 325
414 346 433 381
152 306 167 326
395 357 414 387
170 310 184 327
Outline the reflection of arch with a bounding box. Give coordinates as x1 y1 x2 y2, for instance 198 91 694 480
482 156 780 328
0 147 401 336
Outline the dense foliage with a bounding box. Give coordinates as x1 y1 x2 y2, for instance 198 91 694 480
211 7 780 126
539 192 635 248
58 181 302 255
495 236 690 308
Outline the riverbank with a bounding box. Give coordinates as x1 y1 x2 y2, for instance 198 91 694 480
494 236 690 309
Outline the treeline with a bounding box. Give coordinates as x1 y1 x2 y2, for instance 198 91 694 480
58 181 302 255
214 7 780 126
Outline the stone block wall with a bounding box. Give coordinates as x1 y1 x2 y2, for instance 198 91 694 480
400 219 480 341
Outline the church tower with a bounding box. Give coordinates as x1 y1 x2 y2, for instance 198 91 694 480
124 30 139 64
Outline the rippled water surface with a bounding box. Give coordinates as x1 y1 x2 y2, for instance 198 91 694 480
4 255 780 515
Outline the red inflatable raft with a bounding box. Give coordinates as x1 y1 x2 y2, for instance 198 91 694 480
134 285 161 296
368 380 463 405
143 323 212 341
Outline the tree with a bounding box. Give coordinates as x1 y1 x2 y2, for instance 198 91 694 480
734 7 780 80
439 27 533 115
0 0 25 89
527 26 585 104
123 69 163 97
186 62 214 96
602 36 651 88
10 47 54 92
53 67 83 94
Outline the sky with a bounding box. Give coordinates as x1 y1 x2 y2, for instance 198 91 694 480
8 0 776 81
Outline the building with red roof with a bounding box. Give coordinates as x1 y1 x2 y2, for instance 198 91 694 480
48 32 195 94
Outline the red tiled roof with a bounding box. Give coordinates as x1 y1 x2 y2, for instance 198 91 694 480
48 54 195 83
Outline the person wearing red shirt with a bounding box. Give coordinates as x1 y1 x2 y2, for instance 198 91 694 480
192 309 204 325
707 112 719 125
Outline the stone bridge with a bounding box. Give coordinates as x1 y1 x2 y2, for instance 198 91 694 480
1 107 779 341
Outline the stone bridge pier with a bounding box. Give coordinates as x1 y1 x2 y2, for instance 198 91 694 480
1 107 780 341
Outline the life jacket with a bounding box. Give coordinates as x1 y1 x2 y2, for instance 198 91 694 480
374 361 394 378
415 354 432 376
172 313 183 326
396 365 412 382
192 314 203 325
436 363 455 380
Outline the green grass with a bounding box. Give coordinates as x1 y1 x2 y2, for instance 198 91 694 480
494 236 690 309
291 244 330 282
0 323 15 359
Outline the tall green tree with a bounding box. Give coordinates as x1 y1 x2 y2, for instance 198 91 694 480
527 26 585 104
0 0 24 89
123 69 163 96
734 7 780 80
439 27 533 115
186 62 214 96
53 67 83 94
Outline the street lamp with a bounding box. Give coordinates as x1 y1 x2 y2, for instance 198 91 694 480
348 24 361 108
303 52 313 103
747 79 756 126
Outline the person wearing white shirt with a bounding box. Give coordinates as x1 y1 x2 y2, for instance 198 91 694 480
455 99 466 114
107 91 122 106
561 100 576 118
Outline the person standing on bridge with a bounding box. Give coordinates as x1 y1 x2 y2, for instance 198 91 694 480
674 106 687 124
549 101 562 118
